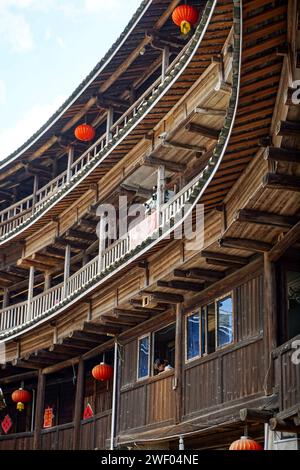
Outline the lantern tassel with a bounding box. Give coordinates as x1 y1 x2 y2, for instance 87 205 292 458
180 20 191 35
17 402 24 412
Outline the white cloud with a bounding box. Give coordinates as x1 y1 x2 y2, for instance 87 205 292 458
0 9 34 52
0 95 65 160
0 80 6 105
84 0 138 13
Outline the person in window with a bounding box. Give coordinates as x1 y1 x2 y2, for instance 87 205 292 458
153 358 173 374
144 186 158 216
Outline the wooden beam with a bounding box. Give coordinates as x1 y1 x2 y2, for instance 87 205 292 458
120 183 152 198
83 321 121 336
276 120 300 137
268 221 300 262
265 147 300 164
157 280 204 293
269 418 300 433
240 408 274 423
42 356 80 375
263 173 300 192
69 331 106 344
73 359 84 450
201 250 249 266
185 122 220 140
142 291 184 304
175 303 183 424
264 253 277 395
219 237 273 253
55 237 90 251
0 370 38 386
34 370 46 450
66 229 97 242
144 155 186 173
194 107 226 117
101 315 138 326
235 209 298 230
58 338 90 351
187 268 224 282
162 139 206 155
49 344 81 357
113 309 149 321
129 298 165 311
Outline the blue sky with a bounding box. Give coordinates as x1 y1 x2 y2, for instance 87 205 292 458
0 0 142 160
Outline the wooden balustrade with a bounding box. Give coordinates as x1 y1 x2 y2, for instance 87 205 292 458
0 36 194 241
0 177 198 336
273 335 300 413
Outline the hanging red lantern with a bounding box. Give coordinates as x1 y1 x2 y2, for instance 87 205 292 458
229 436 263 451
74 123 95 142
11 388 31 412
92 363 113 382
172 5 199 35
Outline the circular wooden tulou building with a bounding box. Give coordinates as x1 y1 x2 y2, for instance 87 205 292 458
0 0 299 451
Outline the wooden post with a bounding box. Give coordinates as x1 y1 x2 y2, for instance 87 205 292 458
174 303 183 424
32 175 39 214
264 253 277 396
73 358 84 450
156 165 165 227
106 107 114 145
27 266 35 321
98 217 106 274
67 146 74 183
33 370 46 450
44 273 51 292
63 245 71 298
3 288 9 309
162 46 170 82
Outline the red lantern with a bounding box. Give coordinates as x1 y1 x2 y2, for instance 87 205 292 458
172 5 199 35
74 124 95 142
92 363 113 382
229 436 263 451
11 388 31 412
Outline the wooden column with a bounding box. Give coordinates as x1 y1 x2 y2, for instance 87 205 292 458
264 253 277 395
33 370 46 450
67 146 74 183
106 107 114 145
162 46 170 82
3 288 9 309
156 165 165 226
174 303 183 424
32 175 39 214
44 273 51 292
98 217 106 274
73 358 85 450
27 266 35 321
63 245 71 298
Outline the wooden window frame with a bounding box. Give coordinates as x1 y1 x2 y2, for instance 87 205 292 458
185 311 201 364
136 333 151 381
184 292 234 364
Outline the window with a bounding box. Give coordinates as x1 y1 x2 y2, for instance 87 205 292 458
137 335 150 379
207 302 216 354
185 293 234 362
217 295 233 348
186 313 200 360
153 324 175 374
286 270 300 340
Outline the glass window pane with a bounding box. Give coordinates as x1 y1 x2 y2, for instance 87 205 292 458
201 309 207 355
207 303 216 354
287 271 300 340
186 313 200 360
217 296 233 347
138 336 149 379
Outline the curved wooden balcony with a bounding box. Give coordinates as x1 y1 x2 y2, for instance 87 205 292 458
0 0 215 246
0 0 242 343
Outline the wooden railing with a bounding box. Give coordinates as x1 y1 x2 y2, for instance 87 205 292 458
273 335 300 413
0 34 193 241
0 178 199 335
